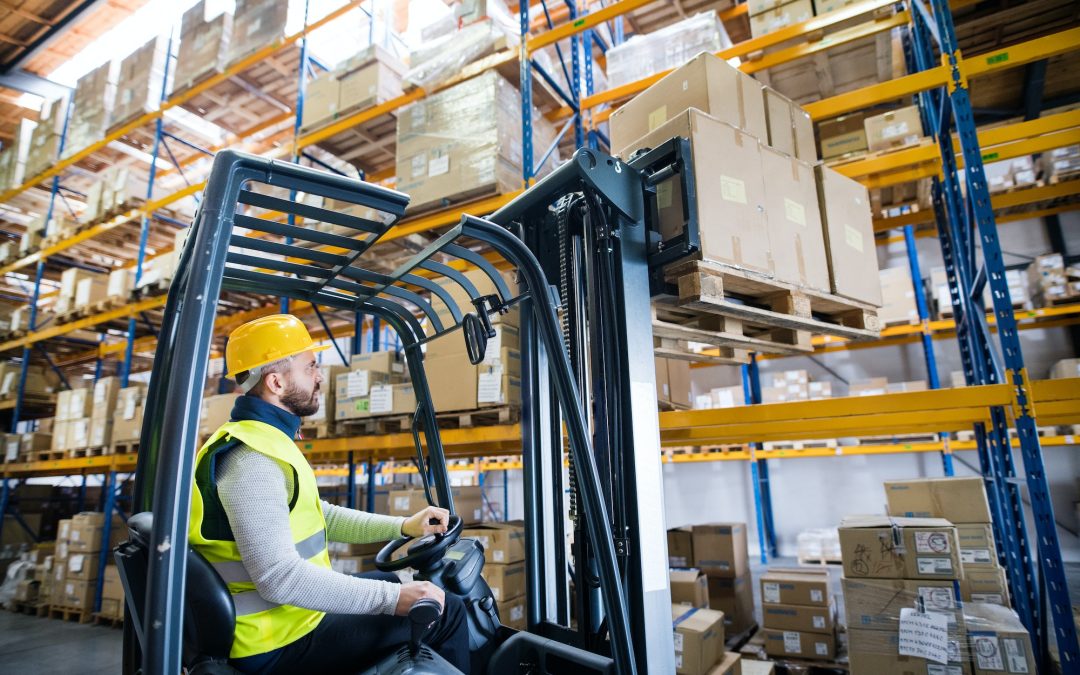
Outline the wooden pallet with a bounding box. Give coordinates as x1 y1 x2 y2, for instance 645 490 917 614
335 415 412 436
657 399 692 412
299 422 332 440
10 601 49 617
67 445 109 459
763 438 839 451
739 630 849 673
48 604 92 624
436 405 519 429
131 279 172 299
84 296 129 316
33 450 67 463
660 261 881 346
91 611 124 628
955 426 1056 442
796 555 844 566
109 440 140 456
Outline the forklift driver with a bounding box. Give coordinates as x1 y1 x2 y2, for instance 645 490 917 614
188 314 470 674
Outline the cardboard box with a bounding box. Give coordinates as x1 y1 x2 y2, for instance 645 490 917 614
884 477 992 524
956 524 996 567
501 594 527 630
92 376 120 419
112 403 143 442
483 560 526 602
14 579 39 603
622 110 771 275
762 628 835 660
69 417 91 449
367 383 415 416
331 554 379 575
710 651 742 675
708 572 756 634
101 564 124 601
761 601 835 635
668 527 695 567
879 266 919 325
68 387 93 420
692 523 748 578
51 420 70 451
760 569 830 606
66 552 102 581
349 350 406 375
839 516 961 580
739 661 775 675
200 393 240 437
338 45 406 112
1050 358 1080 379
815 164 881 306
302 72 340 128
477 358 521 407
609 52 766 154
335 396 371 421
965 603 1035 675
842 577 965 631
961 566 1010 607
865 105 923 153
172 1 232 94
762 88 815 162
462 522 525 564
388 485 484 524
657 358 692 408
336 370 392 402
425 354 479 412
818 111 868 159
89 417 112 448
760 146 829 290
672 604 726 675
750 0 814 38
848 627 973 675
108 268 132 299
74 277 108 309
671 568 710 608
60 579 96 610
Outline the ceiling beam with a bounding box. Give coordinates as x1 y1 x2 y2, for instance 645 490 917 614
2 0 105 73
0 68 70 98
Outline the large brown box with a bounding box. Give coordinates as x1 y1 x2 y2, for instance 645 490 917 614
965 603 1036 675
501 595 527 630
848 627 973 675
656 358 692 408
707 572 756 634
761 601 835 635
617 110 772 276
337 45 406 112
864 105 923 153
672 604 726 675
92 376 121 420
60 579 96 610
112 36 170 127
760 569 830 606
762 88 815 162
956 524 996 568
759 146 829 290
302 72 339 128
762 628 836 660
842 577 964 631
839 515 962 580
961 566 1010 607
200 393 240 437
462 522 525 564
425 354 479 412
65 551 102 582
483 560 525 602
349 351 406 376
608 52 767 154
172 1 232 95
818 111 868 159
668 527 695 568
815 164 881 306
388 486 484 524
670 568 710 608
884 477 992 524
691 523 748 578
227 0 287 66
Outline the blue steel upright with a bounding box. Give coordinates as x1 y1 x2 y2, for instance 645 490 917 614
909 1 1079 671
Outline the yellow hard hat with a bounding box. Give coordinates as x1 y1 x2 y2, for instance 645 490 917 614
225 314 329 378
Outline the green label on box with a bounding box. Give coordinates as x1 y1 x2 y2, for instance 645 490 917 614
986 52 1008 65
355 399 370 412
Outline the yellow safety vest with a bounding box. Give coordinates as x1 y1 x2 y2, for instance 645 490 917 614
190 419 331 658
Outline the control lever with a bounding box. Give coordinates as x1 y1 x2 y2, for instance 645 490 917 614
408 597 443 655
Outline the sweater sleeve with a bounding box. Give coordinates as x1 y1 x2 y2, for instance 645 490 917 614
215 446 400 615
321 500 405 544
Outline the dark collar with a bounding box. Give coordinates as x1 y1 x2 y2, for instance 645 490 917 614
230 395 302 439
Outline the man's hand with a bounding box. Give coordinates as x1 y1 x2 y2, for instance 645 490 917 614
402 505 450 538
394 581 444 616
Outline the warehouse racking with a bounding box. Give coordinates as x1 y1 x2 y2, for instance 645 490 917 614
0 0 1078 668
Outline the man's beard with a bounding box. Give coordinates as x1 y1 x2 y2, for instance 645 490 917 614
281 381 320 417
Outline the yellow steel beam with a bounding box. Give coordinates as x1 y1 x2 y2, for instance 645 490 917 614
526 0 657 53
805 27 1080 120
0 295 167 353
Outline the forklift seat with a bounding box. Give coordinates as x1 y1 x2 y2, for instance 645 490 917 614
118 512 240 675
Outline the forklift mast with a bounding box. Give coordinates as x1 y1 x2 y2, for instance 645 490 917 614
130 145 697 674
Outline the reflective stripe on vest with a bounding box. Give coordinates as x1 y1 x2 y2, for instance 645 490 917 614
189 419 331 657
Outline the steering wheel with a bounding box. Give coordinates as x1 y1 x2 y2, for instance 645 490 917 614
375 515 463 572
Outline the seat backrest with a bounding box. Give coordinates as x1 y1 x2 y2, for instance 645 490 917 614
115 512 236 666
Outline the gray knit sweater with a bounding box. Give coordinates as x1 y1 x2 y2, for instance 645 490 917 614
216 446 407 615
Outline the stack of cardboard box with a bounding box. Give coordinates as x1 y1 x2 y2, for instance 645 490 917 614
389 485 485 525
302 45 406 130
111 36 171 130
99 564 125 619
55 268 107 316
89 376 119 448
464 522 527 629
112 385 148 447
606 12 730 88
1027 253 1079 307
748 0 813 39
877 266 920 326
64 62 117 157
0 361 58 399
1037 144 1080 183
884 477 1010 609
671 602 728 675
172 1 233 95
84 166 150 224
328 540 385 576
54 387 93 454
964 603 1037 675
759 569 836 661
668 523 756 637
334 351 410 423
840 515 971 674
226 0 288 66
52 512 125 612
611 52 879 308
24 97 66 180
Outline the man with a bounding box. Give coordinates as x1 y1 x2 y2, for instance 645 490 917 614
189 314 469 674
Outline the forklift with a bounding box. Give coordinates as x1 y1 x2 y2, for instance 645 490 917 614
117 140 700 674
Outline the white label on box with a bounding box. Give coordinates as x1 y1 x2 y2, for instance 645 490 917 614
898 608 949 664
410 103 425 127
719 175 747 204
477 367 503 404
1003 638 1029 673
670 555 688 567
65 583 74 595
763 582 780 604
915 531 952 554
510 604 524 621
411 153 427 179
71 529 81 542
926 667 963 675
493 549 504 563
918 586 957 611
672 631 683 652
813 616 826 629
94 382 106 405
844 224 864 252
815 642 828 656
69 555 84 572
428 154 449 177
123 396 137 420
972 593 1004 604
973 636 1004 670
882 121 911 139
783 631 801 654
368 385 393 414
393 496 411 511
472 508 481 522
810 589 823 603
917 557 953 574
783 198 806 226
961 548 993 564
674 654 683 669
348 370 372 398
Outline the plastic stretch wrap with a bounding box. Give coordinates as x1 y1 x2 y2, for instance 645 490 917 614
605 13 731 88
113 35 172 128
396 71 559 211
65 61 118 157
404 19 516 91
227 0 287 66
0 560 35 608
173 1 233 95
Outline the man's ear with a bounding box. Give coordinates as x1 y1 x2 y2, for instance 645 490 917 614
264 372 285 396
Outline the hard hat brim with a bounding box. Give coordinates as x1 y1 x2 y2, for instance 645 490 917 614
224 343 331 379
